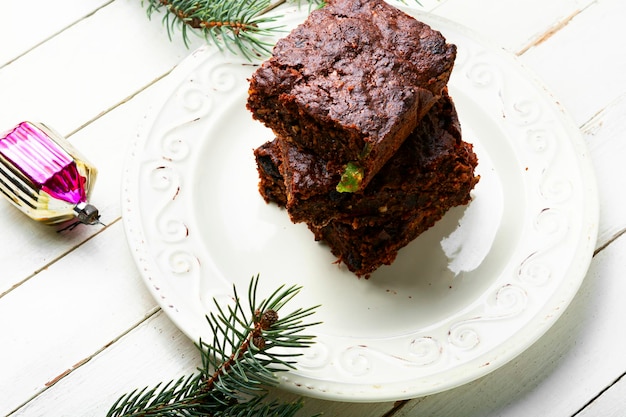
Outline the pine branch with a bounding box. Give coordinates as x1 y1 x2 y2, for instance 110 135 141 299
143 0 426 60
141 0 321 59
106 275 320 417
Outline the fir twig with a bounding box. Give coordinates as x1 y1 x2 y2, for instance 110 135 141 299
142 0 303 59
106 275 320 417
142 0 423 60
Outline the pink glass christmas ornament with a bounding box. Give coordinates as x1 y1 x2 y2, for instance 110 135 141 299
0 121 100 225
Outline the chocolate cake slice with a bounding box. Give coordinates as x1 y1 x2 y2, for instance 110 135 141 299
306 194 470 277
254 140 287 207
276 91 477 227
247 0 457 192
253 95 479 277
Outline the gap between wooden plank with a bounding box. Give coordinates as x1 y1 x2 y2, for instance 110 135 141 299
593 228 626 257
67 69 178 138
381 400 410 416
571 371 626 417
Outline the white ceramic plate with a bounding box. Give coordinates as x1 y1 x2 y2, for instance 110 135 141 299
122 6 598 402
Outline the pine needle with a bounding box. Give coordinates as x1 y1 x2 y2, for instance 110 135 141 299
142 0 423 60
106 275 320 417
142 0 294 59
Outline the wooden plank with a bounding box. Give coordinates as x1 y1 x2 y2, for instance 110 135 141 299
0 0 203 134
581 93 626 250
0 0 111 68
0 221 157 416
392 233 626 417
519 0 626 126
432 0 594 54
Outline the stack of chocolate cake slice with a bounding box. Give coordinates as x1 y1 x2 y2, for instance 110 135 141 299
247 0 479 277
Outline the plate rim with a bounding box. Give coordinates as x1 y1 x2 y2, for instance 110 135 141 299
121 5 599 402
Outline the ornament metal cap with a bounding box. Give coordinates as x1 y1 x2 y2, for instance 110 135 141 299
0 121 101 226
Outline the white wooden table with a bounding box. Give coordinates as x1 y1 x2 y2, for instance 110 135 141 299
2 1 625 416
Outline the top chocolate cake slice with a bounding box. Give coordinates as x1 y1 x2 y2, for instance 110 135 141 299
247 0 456 192
275 90 479 227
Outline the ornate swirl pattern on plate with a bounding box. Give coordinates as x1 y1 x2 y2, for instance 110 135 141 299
525 127 554 154
518 255 552 287
408 336 442 366
486 284 528 317
508 98 544 127
146 165 189 244
448 284 527 351
448 325 481 350
297 340 332 370
338 346 373 377
516 208 569 287
462 46 503 91
203 61 241 92
165 249 200 275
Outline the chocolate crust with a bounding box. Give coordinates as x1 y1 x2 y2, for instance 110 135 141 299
306 191 472 277
247 0 456 191
254 140 287 207
278 91 478 228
